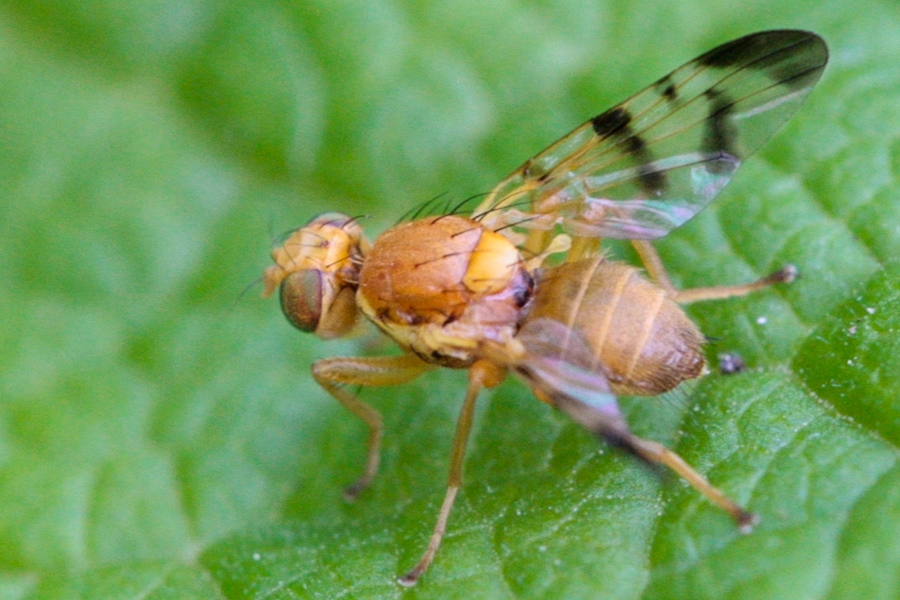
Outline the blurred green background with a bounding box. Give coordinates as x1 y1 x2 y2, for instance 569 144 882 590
1 0 900 598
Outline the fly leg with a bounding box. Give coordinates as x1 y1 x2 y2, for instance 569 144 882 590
623 434 758 531
631 239 796 304
398 359 507 587
313 353 432 500
547 388 757 532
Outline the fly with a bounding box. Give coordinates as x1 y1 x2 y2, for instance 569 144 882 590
263 30 828 585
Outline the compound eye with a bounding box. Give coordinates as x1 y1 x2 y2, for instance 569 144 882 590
279 270 324 333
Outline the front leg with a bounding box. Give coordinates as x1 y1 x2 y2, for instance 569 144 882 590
312 353 433 500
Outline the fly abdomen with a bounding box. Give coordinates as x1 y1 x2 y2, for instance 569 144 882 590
524 256 706 395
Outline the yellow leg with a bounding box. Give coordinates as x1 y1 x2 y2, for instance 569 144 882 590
549 391 757 532
398 360 506 587
626 434 758 531
631 239 796 304
312 353 432 500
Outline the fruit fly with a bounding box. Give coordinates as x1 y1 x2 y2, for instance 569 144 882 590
263 30 827 585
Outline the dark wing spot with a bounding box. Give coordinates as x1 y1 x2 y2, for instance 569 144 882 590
655 75 678 102
771 60 829 92
699 30 813 68
635 164 667 193
591 107 631 137
663 83 677 101
623 133 646 154
699 35 765 68
754 37 829 92
621 135 666 192
591 107 666 196
703 88 738 167
699 31 826 94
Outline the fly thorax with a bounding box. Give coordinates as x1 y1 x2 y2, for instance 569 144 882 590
357 216 533 368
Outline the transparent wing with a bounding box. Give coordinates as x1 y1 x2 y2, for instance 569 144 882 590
474 30 828 241
509 319 634 445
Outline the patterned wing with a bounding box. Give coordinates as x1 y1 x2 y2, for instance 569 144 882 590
474 30 828 241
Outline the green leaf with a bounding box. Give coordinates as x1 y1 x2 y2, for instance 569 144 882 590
1 1 899 598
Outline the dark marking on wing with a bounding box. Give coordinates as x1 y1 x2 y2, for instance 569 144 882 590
700 30 824 93
636 163 667 193
624 135 667 192
622 132 647 154
591 107 631 137
760 42 828 92
656 75 678 102
471 30 828 243
591 107 667 195
699 30 807 68
703 88 738 170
